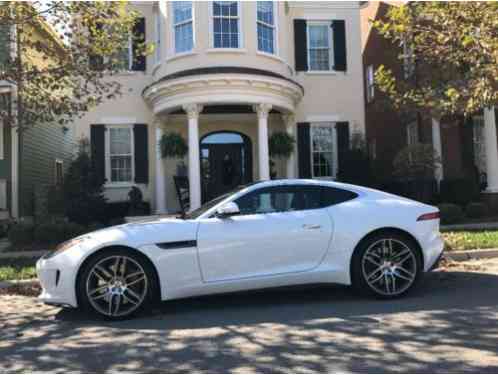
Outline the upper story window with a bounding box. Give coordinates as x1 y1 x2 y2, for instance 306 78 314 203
107 126 134 183
212 1 240 48
307 22 333 71
366 65 375 102
114 34 133 71
173 1 194 53
257 1 276 54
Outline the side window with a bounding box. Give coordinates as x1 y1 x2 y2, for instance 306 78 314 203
320 186 358 207
235 186 305 215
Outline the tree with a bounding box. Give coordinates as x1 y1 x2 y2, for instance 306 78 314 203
63 139 107 225
373 2 498 118
0 1 149 131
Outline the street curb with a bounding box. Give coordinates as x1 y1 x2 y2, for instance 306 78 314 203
0 250 47 259
0 279 38 290
441 222 498 231
445 248 498 262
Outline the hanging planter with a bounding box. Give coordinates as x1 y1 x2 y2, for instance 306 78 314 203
159 132 188 159
269 131 295 159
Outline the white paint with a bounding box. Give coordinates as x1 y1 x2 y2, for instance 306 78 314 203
484 107 498 193
184 103 203 210
155 125 167 213
431 118 444 184
36 179 444 311
305 114 342 123
100 117 138 125
254 103 272 180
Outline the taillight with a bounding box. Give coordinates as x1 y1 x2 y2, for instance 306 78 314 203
417 212 440 221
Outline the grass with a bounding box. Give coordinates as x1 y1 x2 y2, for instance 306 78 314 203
0 257 38 282
442 230 498 251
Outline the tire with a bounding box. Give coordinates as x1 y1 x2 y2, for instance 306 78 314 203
351 232 423 299
77 248 157 320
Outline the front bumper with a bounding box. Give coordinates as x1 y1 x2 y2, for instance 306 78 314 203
36 253 78 308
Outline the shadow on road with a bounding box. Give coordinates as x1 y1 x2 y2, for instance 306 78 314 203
2 270 498 372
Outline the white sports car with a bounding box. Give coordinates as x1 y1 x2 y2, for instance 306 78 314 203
36 179 444 320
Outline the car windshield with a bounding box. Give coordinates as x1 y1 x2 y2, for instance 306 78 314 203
184 183 256 220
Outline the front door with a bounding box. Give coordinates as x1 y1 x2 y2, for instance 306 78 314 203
197 185 333 282
201 132 252 202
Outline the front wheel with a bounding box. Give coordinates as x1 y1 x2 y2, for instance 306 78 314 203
77 249 155 320
351 233 422 298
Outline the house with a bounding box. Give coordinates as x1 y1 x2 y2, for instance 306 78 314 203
73 1 366 213
0 16 76 220
361 2 498 205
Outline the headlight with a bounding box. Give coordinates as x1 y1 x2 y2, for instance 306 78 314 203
43 236 90 259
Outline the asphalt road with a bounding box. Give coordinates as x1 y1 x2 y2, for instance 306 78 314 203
2 264 498 373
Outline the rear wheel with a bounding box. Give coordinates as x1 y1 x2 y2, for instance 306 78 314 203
77 249 155 320
351 232 422 298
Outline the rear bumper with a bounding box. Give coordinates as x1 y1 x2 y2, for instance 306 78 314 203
428 250 444 271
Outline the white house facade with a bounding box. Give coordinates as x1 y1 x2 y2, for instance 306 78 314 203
74 1 366 213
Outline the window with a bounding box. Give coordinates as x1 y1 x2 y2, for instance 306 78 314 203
406 121 419 146
108 127 134 183
311 124 336 178
257 1 275 54
55 159 64 186
402 38 415 79
366 65 375 102
307 22 332 71
173 1 194 53
114 33 133 71
212 1 240 48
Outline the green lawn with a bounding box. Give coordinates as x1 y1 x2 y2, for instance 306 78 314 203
0 257 37 282
442 230 498 251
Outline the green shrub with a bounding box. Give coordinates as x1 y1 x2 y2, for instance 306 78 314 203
86 222 107 233
439 178 480 206
63 222 87 240
438 203 464 224
109 217 125 227
465 202 488 219
8 223 35 246
34 223 64 244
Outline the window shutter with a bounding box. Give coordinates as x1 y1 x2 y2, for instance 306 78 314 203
132 17 146 71
332 20 347 72
90 124 106 185
89 23 104 71
297 123 311 178
294 19 308 72
336 122 350 176
133 124 149 183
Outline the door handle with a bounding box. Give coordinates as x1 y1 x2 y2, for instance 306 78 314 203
303 224 321 230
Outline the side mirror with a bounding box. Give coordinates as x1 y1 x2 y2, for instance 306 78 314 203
215 202 240 218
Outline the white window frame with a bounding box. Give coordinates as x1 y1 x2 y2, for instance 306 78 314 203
104 29 133 71
310 122 338 179
406 120 419 146
54 159 64 186
171 1 195 56
105 124 135 186
210 1 243 50
366 64 375 103
256 1 277 55
306 21 334 73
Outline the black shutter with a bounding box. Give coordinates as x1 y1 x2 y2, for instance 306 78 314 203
336 122 350 175
89 23 104 71
134 124 149 183
132 17 146 71
294 19 308 72
90 124 106 184
297 123 311 178
332 20 347 72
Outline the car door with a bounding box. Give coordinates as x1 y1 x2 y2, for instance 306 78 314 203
196 185 333 282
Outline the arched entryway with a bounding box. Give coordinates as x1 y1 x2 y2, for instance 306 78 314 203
200 131 253 202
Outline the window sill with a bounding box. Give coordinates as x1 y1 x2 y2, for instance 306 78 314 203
256 51 286 64
305 71 341 75
166 51 197 63
206 48 247 54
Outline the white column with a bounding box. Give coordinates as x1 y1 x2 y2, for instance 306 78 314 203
155 123 167 214
254 103 272 180
282 114 296 179
484 107 498 192
183 103 203 210
431 118 444 184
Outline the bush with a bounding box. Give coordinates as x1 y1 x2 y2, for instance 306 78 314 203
8 223 35 246
63 222 87 240
86 222 107 233
439 178 479 206
381 179 438 204
438 203 464 224
34 223 64 244
465 202 488 219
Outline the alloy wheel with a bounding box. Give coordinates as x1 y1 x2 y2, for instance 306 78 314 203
85 255 148 317
361 238 417 296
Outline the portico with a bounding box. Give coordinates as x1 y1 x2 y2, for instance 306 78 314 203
143 68 303 212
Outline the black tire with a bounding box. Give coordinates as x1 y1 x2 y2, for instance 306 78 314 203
77 248 158 320
351 232 423 299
